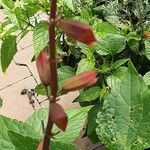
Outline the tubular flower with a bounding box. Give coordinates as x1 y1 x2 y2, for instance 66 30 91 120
37 139 44 150
59 19 96 45
36 51 51 86
50 103 68 131
63 70 98 92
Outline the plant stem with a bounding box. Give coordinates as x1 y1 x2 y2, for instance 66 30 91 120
43 109 53 150
49 19 58 100
49 0 58 100
137 0 145 52
42 0 58 149
137 0 144 38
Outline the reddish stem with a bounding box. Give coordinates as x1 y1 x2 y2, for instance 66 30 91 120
49 0 58 100
42 0 58 149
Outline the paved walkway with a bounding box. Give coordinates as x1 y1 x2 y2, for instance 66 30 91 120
0 10 79 121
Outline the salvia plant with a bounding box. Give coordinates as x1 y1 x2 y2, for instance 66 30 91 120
0 0 150 150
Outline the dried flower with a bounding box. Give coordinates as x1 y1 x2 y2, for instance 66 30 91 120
59 19 96 45
50 103 68 131
36 51 51 86
63 70 98 92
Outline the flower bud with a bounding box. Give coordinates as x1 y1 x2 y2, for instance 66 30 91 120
37 139 43 150
59 19 96 45
63 70 98 92
144 31 150 38
36 51 51 86
50 103 68 131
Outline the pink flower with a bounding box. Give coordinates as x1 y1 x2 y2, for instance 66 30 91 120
50 103 68 131
63 70 98 92
36 51 51 86
59 19 96 45
37 139 44 150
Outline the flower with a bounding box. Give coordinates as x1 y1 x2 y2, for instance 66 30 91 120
50 103 68 131
36 51 51 86
37 139 44 150
63 70 98 92
59 19 96 45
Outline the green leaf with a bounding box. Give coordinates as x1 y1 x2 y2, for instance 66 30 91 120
8 131 39 150
106 15 126 28
127 38 139 53
0 115 41 149
26 108 48 134
64 0 76 12
0 97 3 108
1 35 17 73
87 105 101 143
0 139 15 150
1 26 18 39
76 58 95 74
53 107 92 142
35 84 50 96
0 0 14 10
143 71 150 86
79 8 92 24
58 66 75 90
33 21 48 58
110 59 129 70
96 62 150 149
95 34 126 55
95 22 119 36
145 39 150 60
75 86 101 102
8 7 22 29
107 67 128 87
26 107 91 143
58 66 75 80
51 141 79 150
24 5 40 17
8 131 79 150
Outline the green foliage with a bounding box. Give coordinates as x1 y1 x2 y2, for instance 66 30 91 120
8 131 39 150
143 71 150 86
110 59 129 70
33 21 49 58
0 115 41 149
9 131 79 150
53 107 91 142
26 107 91 143
64 0 76 12
1 0 150 149
95 22 119 36
0 115 79 150
96 62 150 149
35 83 50 95
1 35 17 73
58 66 75 90
51 141 79 150
75 86 101 102
144 39 150 60
35 66 75 95
76 58 95 74
87 105 101 143
107 67 128 87
0 0 14 10
96 34 126 55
